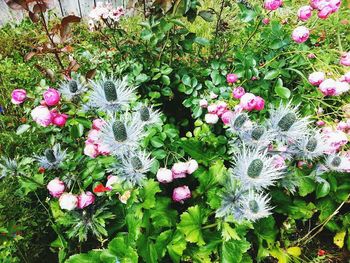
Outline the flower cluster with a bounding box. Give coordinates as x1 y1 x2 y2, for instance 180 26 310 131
83 119 110 158
156 159 198 202
88 2 125 31
308 71 350 96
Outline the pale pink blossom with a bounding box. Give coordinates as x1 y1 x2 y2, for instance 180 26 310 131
340 52 350 66
172 162 189 179
272 155 286 169
199 99 208 108
292 26 310 43
262 18 270 25
207 104 218 114
156 168 173 183
205 113 219 124
92 119 106 130
11 89 26 105
77 191 95 209
31 106 52 127
226 73 238 84
216 101 228 116
186 159 198 174
232 86 245 99
319 79 337 96
264 0 283 10
210 92 218 99
59 193 78 211
240 93 256 111
172 186 191 202
84 142 99 158
47 178 65 198
221 110 235 125
106 175 119 190
308 72 325 86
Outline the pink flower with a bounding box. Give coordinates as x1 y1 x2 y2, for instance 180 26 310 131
156 168 173 183
43 88 60 106
342 72 350 83
31 106 52 127
308 53 316 59
47 178 65 198
172 186 191 202
51 112 68 127
106 175 119 190
205 113 219 124
335 81 350 95
316 120 325 126
318 5 333 19
240 93 256 111
292 26 310 43
308 72 325 86
264 0 283 10
272 155 286 168
337 121 348 131
319 79 337 96
87 129 100 143
232 86 245 99
340 52 350 66
199 99 208 108
210 92 218 99
84 142 99 158
226 73 238 84
207 104 218 114
92 119 106 130
262 18 270 25
221 110 235 125
298 6 312 21
11 89 26 105
186 159 198 174
59 193 78 211
172 162 189 179
77 191 95 209
216 101 228 116
322 129 348 153
254 96 265 111
97 143 110 156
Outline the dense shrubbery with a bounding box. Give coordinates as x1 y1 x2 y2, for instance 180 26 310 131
1 0 350 262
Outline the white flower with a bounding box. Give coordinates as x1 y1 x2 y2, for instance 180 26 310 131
156 168 173 183
205 113 219 124
59 193 78 211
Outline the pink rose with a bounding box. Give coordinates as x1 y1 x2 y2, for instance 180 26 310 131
342 72 350 83
319 79 337 96
316 120 325 126
97 143 110 156
318 5 333 19
105 175 119 190
77 191 95 209
340 52 350 66
199 99 208 108
11 89 27 105
292 26 310 43
226 73 238 84
298 6 312 21
47 178 65 198
322 129 348 153
43 88 60 106
172 186 191 202
205 113 219 124
232 86 245 99
335 81 350 95
156 168 173 183
84 142 99 158
52 112 68 127
264 0 283 10
87 129 100 143
240 93 256 111
262 18 270 25
308 72 325 86
186 159 198 174
221 110 235 125
254 96 265 111
207 104 218 114
337 121 348 131
216 101 228 116
92 119 106 130
172 162 189 179
31 106 52 127
59 193 78 211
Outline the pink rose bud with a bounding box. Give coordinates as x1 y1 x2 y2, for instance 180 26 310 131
11 89 27 105
31 106 52 127
92 119 106 130
106 175 119 190
319 79 337 96
329 0 341 12
308 53 316 59
317 6 333 19
186 159 198 174
207 104 218 114
47 178 65 198
210 92 218 99
340 52 350 66
84 142 99 158
52 113 68 127
264 0 283 10
43 88 60 106
308 72 325 86
172 186 191 202
59 193 78 211
232 86 245 99
335 81 350 95
343 72 350 83
156 168 173 183
172 162 189 179
240 93 257 111
292 26 310 43
221 110 235 125
298 6 312 21
199 99 208 108
254 96 265 111
316 120 325 126
77 191 95 209
226 73 238 84
262 18 270 25
337 121 348 131
216 101 228 117
205 113 219 124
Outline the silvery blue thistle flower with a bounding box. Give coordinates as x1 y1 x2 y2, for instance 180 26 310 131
241 191 272 222
231 146 285 191
58 75 87 101
89 75 136 113
99 114 144 157
0 157 18 179
36 144 66 170
324 154 350 172
267 102 310 144
238 123 275 149
290 130 327 160
228 112 251 133
108 151 154 187
135 104 161 126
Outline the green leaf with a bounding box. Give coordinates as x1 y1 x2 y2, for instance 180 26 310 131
140 179 161 209
274 78 291 99
316 181 330 199
161 75 170 85
182 74 191 86
194 37 210 46
298 176 316 197
150 137 163 148
167 231 187 263
222 239 251 263
66 250 103 263
16 124 30 135
264 70 280 80
198 10 215 22
178 205 206 245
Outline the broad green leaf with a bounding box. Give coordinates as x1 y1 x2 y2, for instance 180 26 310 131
167 231 186 263
316 181 330 199
140 179 161 209
222 239 250 263
274 78 291 99
264 70 280 80
66 250 103 263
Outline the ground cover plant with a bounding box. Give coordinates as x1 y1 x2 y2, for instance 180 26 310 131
0 0 350 262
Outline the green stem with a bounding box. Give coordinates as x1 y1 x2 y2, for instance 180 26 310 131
202 222 218 230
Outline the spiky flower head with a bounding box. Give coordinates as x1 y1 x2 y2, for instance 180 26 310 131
58 75 87 101
267 102 310 144
238 123 275 149
228 112 251 133
231 146 285 191
36 144 66 170
324 154 350 172
99 114 144 157
0 157 18 179
241 191 272 222
89 75 136 113
135 104 161 126
108 151 154 187
290 130 327 160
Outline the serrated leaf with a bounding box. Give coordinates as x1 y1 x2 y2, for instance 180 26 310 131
140 180 161 209
178 205 206 245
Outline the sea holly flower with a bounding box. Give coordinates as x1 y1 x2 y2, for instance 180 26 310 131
108 151 154 187
59 193 78 211
298 6 312 21
156 168 173 183
241 191 272 222
47 178 65 198
216 183 246 220
229 112 250 133
58 75 87 101
43 88 60 106
292 26 310 43
290 131 327 160
89 75 136 112
172 186 191 203
135 105 161 126
267 102 310 144
11 89 26 105
238 124 275 149
36 144 66 170
231 146 285 191
308 72 325 86
77 192 95 209
264 0 283 10
31 106 52 127
322 154 350 172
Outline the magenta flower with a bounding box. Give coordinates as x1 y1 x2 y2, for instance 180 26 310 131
254 96 265 111
11 89 27 105
232 86 245 99
226 73 238 84
221 110 235 125
264 0 283 10
51 111 68 127
47 178 65 198
172 186 191 202
77 191 95 209
308 72 325 86
292 26 310 43
43 88 60 106
262 18 270 25
298 6 312 21
319 79 337 96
